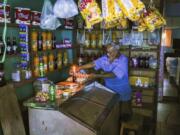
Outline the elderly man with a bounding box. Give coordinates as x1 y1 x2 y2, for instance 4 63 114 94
71 43 132 121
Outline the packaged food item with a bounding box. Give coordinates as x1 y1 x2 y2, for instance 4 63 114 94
31 11 41 26
14 7 31 25
116 0 145 21
78 0 102 29
0 3 11 23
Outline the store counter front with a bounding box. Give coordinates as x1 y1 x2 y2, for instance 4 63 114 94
24 82 120 135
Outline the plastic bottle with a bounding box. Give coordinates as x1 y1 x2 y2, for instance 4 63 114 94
31 30 38 52
42 31 47 51
49 53 54 71
47 31 52 50
33 54 39 77
49 82 56 102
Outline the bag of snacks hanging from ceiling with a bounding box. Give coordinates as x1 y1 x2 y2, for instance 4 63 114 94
116 0 145 21
102 0 125 29
78 0 102 29
142 7 166 32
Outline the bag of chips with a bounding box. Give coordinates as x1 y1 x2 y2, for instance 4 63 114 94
78 0 102 29
116 0 145 21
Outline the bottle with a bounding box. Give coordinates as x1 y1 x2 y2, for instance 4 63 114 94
0 36 4 55
12 37 17 54
91 33 96 48
33 54 39 77
145 53 149 68
47 31 52 50
78 53 84 66
54 52 58 70
39 56 45 77
49 82 56 102
52 33 56 49
38 32 43 51
43 53 48 73
63 51 68 66
6 37 12 55
57 52 62 69
48 53 54 71
42 31 47 51
31 30 38 52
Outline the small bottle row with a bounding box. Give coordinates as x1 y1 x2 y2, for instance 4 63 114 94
33 51 69 77
0 36 18 55
130 54 157 69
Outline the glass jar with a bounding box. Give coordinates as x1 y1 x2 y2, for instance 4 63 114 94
33 77 52 93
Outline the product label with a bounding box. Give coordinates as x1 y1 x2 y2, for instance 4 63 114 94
15 7 31 24
42 84 49 92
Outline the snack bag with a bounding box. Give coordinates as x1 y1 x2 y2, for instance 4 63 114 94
78 0 102 29
141 7 166 32
116 0 145 21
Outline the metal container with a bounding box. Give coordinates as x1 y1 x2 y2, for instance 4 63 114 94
29 82 120 135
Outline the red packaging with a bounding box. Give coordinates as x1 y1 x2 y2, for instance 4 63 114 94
15 7 31 25
0 3 11 23
31 11 41 26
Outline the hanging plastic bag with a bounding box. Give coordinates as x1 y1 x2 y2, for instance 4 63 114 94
53 0 78 19
78 0 102 29
40 0 61 30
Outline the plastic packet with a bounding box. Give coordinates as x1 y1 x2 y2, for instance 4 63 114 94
117 0 145 21
148 30 160 45
40 0 61 30
53 0 78 19
78 0 102 29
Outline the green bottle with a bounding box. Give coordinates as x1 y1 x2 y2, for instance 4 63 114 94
49 83 55 102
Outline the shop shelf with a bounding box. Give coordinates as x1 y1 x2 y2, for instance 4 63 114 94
129 67 157 72
131 86 157 91
13 66 70 88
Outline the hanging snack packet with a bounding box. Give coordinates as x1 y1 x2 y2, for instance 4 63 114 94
141 7 166 32
116 0 145 21
78 0 102 29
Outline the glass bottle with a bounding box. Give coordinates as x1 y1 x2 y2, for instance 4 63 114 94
43 53 48 73
63 51 68 66
39 55 45 77
91 32 96 49
49 82 56 102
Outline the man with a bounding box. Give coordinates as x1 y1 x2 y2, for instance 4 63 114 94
71 43 132 121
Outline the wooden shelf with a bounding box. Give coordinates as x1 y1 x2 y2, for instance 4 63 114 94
130 67 157 72
0 23 74 31
76 28 128 31
132 102 155 110
13 66 70 88
131 86 156 91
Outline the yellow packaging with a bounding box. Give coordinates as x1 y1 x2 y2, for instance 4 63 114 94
116 0 145 21
78 0 102 29
129 76 150 86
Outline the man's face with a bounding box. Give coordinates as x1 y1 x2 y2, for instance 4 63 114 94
106 45 118 62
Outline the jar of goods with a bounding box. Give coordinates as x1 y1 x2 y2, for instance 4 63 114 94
42 31 47 51
31 30 38 52
112 32 116 43
33 77 52 93
132 55 138 68
37 32 43 51
91 33 96 48
84 33 90 48
47 31 52 50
